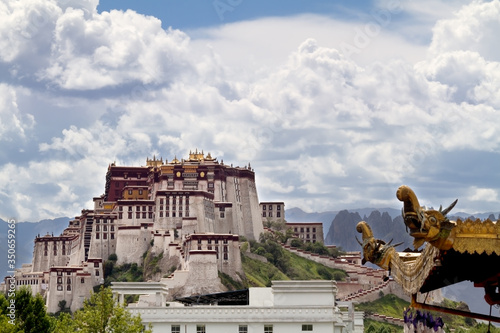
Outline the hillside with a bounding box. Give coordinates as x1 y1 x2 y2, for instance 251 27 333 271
224 239 347 289
356 294 500 332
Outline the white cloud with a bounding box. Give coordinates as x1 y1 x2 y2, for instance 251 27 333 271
0 84 34 141
257 176 295 194
40 8 193 89
429 1 500 62
188 13 428 77
468 187 499 202
2 0 500 220
0 0 60 65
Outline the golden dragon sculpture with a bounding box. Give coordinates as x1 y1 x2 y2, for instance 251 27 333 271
356 185 500 305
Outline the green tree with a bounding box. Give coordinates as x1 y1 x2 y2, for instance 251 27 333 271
53 312 77 333
0 287 52 333
73 286 152 333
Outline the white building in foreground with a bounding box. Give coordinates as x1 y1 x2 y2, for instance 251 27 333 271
112 280 364 333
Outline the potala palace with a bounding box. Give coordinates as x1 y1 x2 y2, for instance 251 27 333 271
5 150 266 312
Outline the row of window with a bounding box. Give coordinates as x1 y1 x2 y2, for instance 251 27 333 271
56 276 87 291
123 206 153 212
159 196 189 205
96 225 114 231
262 212 281 218
16 279 41 285
118 212 154 219
96 233 114 240
197 238 228 244
117 173 144 180
170 324 312 332
262 205 281 210
158 211 188 218
295 227 317 233
95 218 113 223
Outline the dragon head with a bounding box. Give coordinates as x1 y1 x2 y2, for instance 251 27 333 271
396 185 457 250
356 221 400 270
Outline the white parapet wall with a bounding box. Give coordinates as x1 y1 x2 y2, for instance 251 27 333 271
119 280 364 333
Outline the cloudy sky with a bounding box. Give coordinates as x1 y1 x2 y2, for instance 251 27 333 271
1 0 500 222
